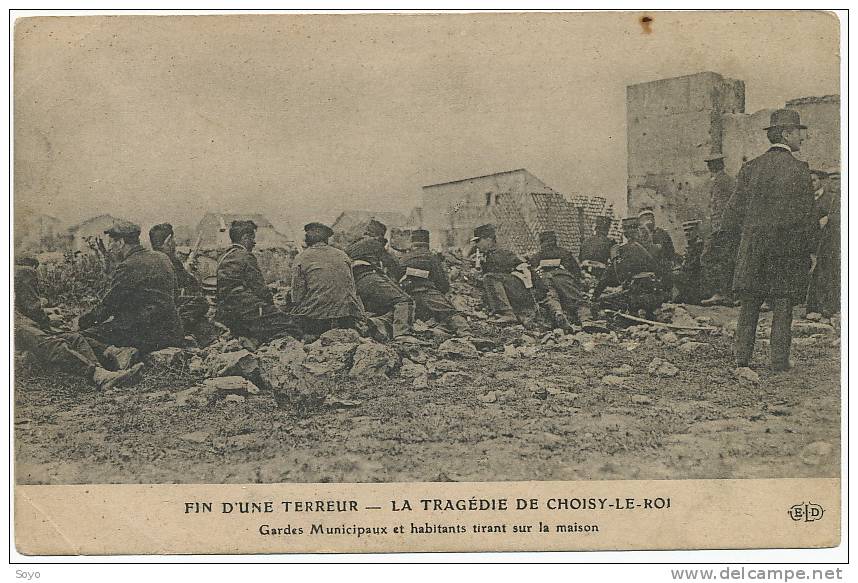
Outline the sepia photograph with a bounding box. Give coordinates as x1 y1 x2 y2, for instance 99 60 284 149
12 9 841 502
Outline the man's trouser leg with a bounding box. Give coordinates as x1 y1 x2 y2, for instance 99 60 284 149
769 297 794 370
241 306 303 344
356 271 415 338
391 299 415 338
550 273 583 325
16 318 97 379
414 290 470 334
735 294 764 367
483 274 516 317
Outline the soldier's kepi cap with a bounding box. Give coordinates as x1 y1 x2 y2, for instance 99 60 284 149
104 219 141 238
621 217 639 231
764 109 807 130
594 215 612 227
682 220 702 232
538 230 557 245
411 229 430 244
470 223 496 243
365 219 387 238
304 222 334 239
637 207 655 219
704 153 725 162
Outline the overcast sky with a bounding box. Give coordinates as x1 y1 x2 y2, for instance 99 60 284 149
14 11 839 234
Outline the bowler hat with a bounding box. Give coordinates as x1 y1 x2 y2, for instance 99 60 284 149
764 109 807 130
411 229 430 244
104 219 141 239
304 222 334 239
365 219 387 238
470 223 496 243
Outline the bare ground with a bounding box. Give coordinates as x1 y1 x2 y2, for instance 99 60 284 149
14 305 840 484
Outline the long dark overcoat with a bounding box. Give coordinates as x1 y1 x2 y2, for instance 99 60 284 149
723 146 815 300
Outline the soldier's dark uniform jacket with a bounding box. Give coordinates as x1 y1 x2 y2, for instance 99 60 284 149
578 233 614 267
648 226 676 285
709 171 737 232
400 247 450 294
346 237 414 338
169 254 202 295
399 246 458 322
479 247 537 318
677 233 706 304
81 245 184 352
595 241 661 293
216 244 273 321
216 244 301 342
723 146 816 300
529 243 584 326
483 247 524 275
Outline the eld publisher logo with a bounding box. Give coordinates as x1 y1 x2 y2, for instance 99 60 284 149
788 502 824 522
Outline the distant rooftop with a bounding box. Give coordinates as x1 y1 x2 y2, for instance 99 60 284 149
786 95 840 106
423 168 529 189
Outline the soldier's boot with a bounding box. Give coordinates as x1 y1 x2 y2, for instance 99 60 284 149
392 301 425 345
104 346 140 371
92 362 144 390
700 293 726 306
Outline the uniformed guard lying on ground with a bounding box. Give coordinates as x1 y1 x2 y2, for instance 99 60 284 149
15 256 144 389
593 217 667 320
79 220 185 360
216 220 303 344
149 222 219 347
528 230 585 330
399 229 470 335
290 222 365 337
346 234 420 344
470 223 537 326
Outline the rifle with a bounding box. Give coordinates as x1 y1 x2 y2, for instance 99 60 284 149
185 232 203 272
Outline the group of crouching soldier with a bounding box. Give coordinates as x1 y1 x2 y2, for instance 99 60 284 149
15 208 677 390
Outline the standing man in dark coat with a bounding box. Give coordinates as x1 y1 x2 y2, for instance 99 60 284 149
15 256 144 389
149 223 216 346
701 154 739 306
471 224 537 325
593 217 666 319
675 220 706 305
722 109 816 372
529 230 584 329
807 167 840 316
578 215 615 279
290 222 365 336
79 220 184 355
346 235 419 343
399 229 470 335
216 220 302 343
637 207 676 297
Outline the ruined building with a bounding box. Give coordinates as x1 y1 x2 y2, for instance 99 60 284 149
422 168 620 257
627 72 839 251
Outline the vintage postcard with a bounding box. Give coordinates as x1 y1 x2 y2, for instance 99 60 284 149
12 10 842 555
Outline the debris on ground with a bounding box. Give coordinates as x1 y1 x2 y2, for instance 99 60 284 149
646 358 679 378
